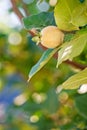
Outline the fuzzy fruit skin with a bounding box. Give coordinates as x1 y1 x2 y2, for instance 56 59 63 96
41 26 64 49
49 0 58 7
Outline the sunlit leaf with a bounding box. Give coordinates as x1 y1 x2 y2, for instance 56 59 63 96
62 68 87 89
72 1 87 27
57 29 87 67
28 48 58 81
54 0 87 31
54 0 79 31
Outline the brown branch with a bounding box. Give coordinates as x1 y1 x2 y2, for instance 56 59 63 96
11 0 24 21
65 60 87 70
28 30 36 36
10 0 87 70
53 52 87 70
10 0 36 36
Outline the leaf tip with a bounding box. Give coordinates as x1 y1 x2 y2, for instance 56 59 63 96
27 77 31 83
56 62 59 68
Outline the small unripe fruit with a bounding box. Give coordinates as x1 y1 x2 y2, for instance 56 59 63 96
41 26 64 48
49 0 58 7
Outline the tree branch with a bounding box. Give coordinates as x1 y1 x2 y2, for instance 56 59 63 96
11 0 24 21
53 52 87 70
65 60 87 70
10 0 36 36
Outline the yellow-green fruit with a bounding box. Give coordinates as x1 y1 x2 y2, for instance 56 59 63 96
41 26 64 48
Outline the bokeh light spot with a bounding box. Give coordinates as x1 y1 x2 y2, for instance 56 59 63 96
30 115 39 123
8 32 22 45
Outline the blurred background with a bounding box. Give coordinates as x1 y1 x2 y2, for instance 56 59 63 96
0 0 87 130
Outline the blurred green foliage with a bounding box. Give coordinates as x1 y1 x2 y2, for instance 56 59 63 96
0 0 87 130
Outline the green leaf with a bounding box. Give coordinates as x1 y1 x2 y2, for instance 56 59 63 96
27 0 40 15
28 48 58 81
54 0 87 31
72 1 87 27
43 88 59 114
23 12 55 30
74 93 87 119
62 68 87 89
57 29 87 67
54 0 79 31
